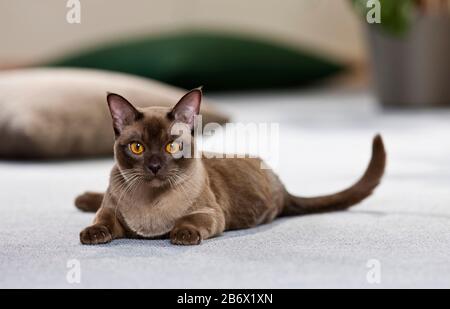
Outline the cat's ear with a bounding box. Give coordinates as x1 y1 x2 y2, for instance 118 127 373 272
169 88 202 129
106 93 141 136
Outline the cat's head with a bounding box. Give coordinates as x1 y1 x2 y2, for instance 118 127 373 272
106 88 202 188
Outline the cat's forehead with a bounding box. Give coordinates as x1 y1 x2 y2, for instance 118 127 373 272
140 108 172 140
116 107 171 142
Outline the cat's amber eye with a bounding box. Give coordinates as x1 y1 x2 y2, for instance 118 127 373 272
129 142 144 155
165 141 183 154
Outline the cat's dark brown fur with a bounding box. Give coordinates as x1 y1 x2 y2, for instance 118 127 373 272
76 89 386 245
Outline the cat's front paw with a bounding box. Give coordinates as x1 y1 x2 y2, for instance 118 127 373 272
80 225 112 245
170 226 202 245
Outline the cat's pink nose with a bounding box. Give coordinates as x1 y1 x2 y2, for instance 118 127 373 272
147 156 162 175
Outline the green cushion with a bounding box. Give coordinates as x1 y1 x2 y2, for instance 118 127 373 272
49 32 344 91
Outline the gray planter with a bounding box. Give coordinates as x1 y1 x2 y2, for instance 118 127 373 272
367 13 450 108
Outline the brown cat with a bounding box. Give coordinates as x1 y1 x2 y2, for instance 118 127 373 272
76 88 386 245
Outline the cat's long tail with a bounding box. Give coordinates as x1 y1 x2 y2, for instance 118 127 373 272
282 134 386 216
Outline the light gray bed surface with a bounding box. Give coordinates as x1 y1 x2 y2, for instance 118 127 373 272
1 89 449 288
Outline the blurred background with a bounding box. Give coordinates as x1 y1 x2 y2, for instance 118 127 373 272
0 0 369 96
0 0 364 65
2 0 448 104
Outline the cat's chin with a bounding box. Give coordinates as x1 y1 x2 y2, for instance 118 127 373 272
144 176 168 188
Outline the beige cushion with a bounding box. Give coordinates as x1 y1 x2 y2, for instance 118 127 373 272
0 68 229 159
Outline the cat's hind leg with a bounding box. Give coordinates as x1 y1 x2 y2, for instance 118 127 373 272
75 192 104 212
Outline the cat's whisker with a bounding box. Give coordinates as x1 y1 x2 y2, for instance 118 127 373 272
114 177 140 219
169 172 194 205
113 171 144 219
